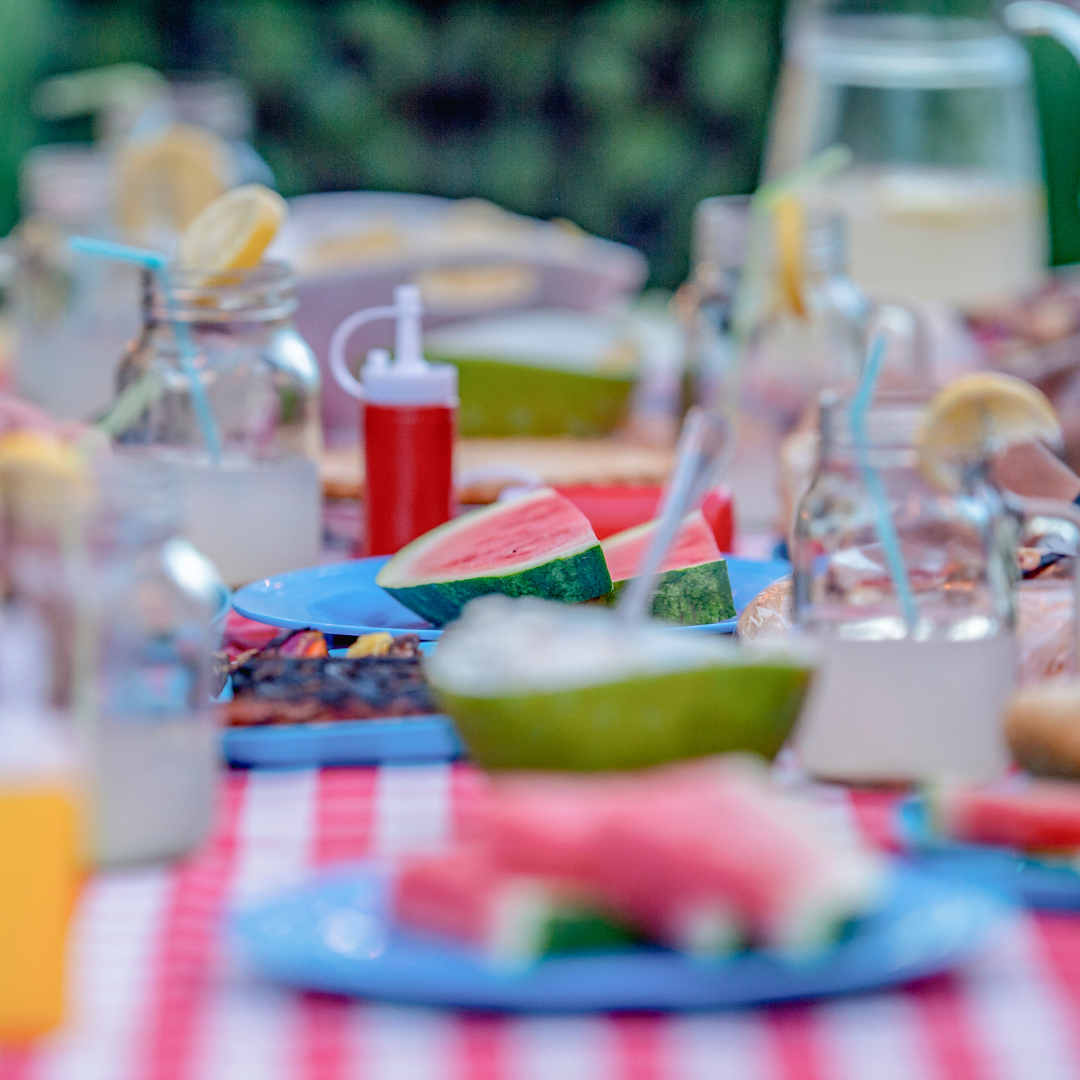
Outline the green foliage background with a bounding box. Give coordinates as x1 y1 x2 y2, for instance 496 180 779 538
6 0 1080 284
2 0 784 287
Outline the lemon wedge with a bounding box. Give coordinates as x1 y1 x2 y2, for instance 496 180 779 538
917 373 1061 490
774 195 806 319
177 184 287 272
0 431 90 529
0 431 86 483
115 123 232 239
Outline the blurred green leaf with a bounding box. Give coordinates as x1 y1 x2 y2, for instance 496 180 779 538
567 34 641 112
689 26 773 112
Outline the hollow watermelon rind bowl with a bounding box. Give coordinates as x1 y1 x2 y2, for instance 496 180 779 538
431 661 814 771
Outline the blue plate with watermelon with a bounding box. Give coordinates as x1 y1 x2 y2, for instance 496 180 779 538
234 861 1005 1012
231 554 789 639
233 490 788 637
897 795 1080 910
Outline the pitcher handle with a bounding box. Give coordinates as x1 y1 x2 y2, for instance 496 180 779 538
1009 493 1080 671
1006 1 1080 66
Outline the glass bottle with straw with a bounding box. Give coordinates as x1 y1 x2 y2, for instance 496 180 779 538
790 334 1080 782
69 187 323 587
726 148 871 539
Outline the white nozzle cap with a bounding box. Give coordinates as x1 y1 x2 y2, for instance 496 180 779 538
329 284 458 406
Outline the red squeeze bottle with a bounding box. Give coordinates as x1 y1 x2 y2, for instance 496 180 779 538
329 285 458 556
364 398 455 555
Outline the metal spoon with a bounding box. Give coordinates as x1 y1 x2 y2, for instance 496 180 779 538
617 406 735 624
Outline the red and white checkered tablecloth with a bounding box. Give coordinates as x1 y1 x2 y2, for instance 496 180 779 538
5 767 1080 1080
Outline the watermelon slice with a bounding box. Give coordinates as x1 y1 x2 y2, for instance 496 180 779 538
391 846 639 966
438 760 881 960
929 780 1080 853
598 511 735 625
593 761 883 957
376 488 611 626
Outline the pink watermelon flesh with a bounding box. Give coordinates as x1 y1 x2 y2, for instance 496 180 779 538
393 846 504 947
937 781 1080 851
602 510 721 583
408 489 597 578
463 773 636 882
459 760 880 957
391 844 637 959
593 774 853 952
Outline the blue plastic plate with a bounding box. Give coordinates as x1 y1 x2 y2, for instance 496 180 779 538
231 555 790 639
897 797 1080 910
234 861 1004 1012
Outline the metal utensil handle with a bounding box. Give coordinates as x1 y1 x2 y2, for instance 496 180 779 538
617 406 734 624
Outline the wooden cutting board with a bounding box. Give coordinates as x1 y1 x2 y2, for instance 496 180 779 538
321 438 674 503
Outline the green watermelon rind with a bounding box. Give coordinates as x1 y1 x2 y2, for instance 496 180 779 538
594 560 736 625
432 662 814 771
382 544 611 626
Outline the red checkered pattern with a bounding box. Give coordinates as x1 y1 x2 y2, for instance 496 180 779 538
3 770 1080 1079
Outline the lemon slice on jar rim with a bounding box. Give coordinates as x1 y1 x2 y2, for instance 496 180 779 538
176 183 288 273
916 373 1061 491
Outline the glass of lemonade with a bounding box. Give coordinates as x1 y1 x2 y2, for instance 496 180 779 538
115 261 322 586
790 390 1079 782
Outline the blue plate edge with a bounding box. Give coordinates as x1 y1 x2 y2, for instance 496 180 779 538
230 861 1008 1012
896 796 1080 910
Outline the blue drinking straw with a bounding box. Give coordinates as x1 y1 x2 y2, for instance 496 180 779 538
850 332 919 630
69 236 223 463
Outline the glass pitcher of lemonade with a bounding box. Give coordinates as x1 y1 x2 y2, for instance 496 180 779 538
791 389 1080 782
766 0 1080 307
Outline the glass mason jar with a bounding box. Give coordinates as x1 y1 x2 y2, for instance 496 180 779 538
83 457 221 864
729 211 870 535
790 389 1080 782
114 261 322 586
2 453 223 864
12 145 141 421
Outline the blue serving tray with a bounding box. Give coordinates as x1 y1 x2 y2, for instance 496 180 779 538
222 716 463 768
231 555 790 639
234 861 1004 1012
221 641 460 768
897 796 1080 910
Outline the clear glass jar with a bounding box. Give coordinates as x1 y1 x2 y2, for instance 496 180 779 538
83 456 221 864
11 145 141 421
790 389 1080 782
729 211 869 535
114 261 322 586
2 453 222 864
